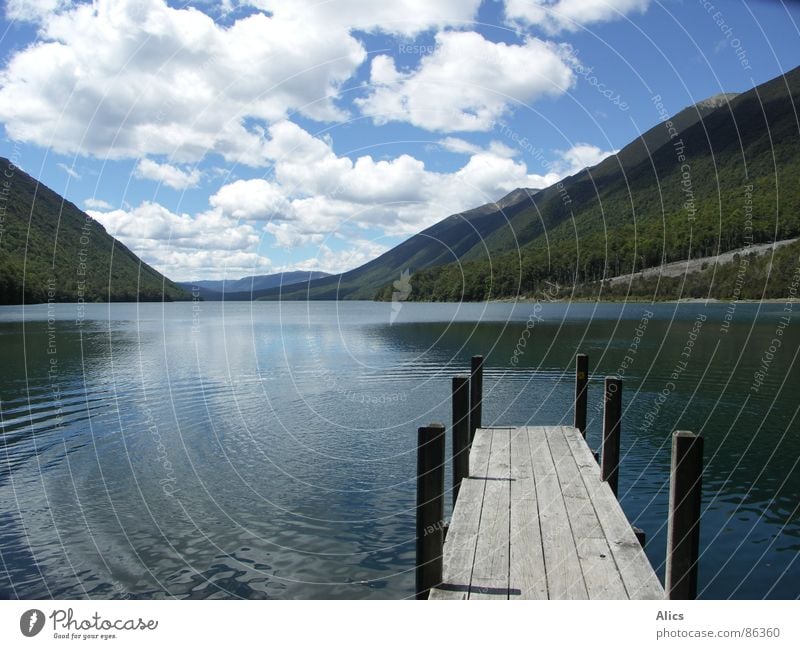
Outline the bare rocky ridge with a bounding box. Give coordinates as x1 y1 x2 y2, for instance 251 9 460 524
606 237 798 286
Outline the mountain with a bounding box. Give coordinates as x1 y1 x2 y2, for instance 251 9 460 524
0 158 188 304
382 67 800 301
252 187 541 300
178 271 330 300
262 70 796 303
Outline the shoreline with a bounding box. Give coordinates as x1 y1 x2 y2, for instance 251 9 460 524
5 297 799 307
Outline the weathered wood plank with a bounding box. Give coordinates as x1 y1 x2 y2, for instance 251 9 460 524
561 426 665 599
546 426 628 599
509 427 547 599
470 428 510 599
430 428 494 600
469 426 494 477
530 426 589 599
429 478 484 599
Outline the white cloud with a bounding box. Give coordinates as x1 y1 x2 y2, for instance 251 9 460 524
504 0 650 34
210 178 293 220
0 0 366 163
215 122 575 246
247 0 482 37
135 159 201 190
84 197 113 210
556 142 616 175
56 162 80 179
439 137 517 158
286 240 390 274
5 0 72 22
92 201 259 250
145 249 273 280
262 120 429 205
438 137 483 156
357 31 575 132
0 0 488 164
448 151 558 203
89 200 270 280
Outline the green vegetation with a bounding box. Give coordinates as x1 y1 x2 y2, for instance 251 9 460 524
0 157 188 304
374 66 800 303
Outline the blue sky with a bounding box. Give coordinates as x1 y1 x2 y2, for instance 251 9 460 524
0 0 798 281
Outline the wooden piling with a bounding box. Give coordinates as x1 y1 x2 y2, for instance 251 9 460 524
601 377 622 497
666 431 704 600
469 355 484 443
416 423 445 599
574 354 589 437
452 376 470 507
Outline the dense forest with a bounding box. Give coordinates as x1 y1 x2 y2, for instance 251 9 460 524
0 157 188 304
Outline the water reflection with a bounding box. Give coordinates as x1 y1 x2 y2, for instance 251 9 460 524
0 301 798 598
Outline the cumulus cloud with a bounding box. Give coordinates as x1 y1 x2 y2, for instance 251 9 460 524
135 159 201 190
89 200 269 280
5 0 72 22
556 142 617 175
439 137 517 158
246 0 482 37
285 240 391 275
356 31 575 132
210 178 293 220
504 0 650 34
0 0 366 163
84 197 113 210
213 121 577 246
0 0 488 163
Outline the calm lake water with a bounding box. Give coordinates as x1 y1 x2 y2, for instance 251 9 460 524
0 300 798 599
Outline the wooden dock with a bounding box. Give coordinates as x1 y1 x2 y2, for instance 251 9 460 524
415 355 704 601
429 426 664 599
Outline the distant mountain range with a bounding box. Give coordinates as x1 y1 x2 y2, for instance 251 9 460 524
0 158 187 304
178 271 330 300
259 65 800 302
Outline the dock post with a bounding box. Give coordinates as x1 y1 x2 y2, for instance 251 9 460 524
601 377 622 496
469 355 484 443
452 376 470 507
666 431 704 600
416 423 445 599
574 353 589 437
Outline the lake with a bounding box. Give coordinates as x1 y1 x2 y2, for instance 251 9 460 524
0 300 797 599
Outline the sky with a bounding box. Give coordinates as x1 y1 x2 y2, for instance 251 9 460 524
0 0 798 281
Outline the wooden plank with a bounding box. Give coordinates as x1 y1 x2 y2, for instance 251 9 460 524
529 426 589 599
429 478 484 599
561 426 665 599
430 428 494 600
546 426 628 599
469 426 494 477
469 428 511 599
509 427 547 599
